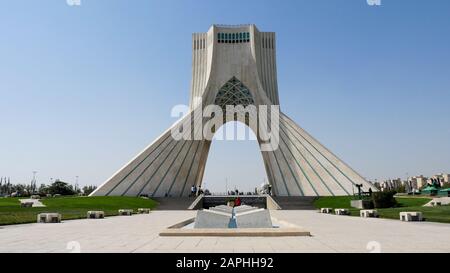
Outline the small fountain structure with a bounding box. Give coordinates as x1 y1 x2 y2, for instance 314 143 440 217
160 204 310 237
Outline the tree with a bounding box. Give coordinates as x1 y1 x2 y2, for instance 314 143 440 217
38 184 49 195
82 185 97 196
15 184 27 196
47 180 76 196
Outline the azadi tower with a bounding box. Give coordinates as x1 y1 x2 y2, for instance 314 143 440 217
90 25 376 197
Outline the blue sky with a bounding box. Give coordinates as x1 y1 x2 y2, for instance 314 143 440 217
1 0 449 192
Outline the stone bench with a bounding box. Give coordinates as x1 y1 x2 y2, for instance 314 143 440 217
31 195 41 199
118 209 133 216
87 211 105 219
431 201 442 207
320 208 333 214
37 213 61 223
138 208 151 214
335 209 350 216
360 209 379 218
400 212 423 222
21 202 34 208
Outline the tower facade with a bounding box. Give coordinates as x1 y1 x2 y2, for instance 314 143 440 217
90 25 376 197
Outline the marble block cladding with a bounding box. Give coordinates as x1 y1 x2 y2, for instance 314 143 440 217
194 210 231 229
194 205 273 229
235 209 272 228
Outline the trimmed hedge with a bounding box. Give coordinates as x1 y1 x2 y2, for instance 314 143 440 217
372 191 397 208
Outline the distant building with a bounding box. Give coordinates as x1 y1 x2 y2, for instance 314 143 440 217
380 178 402 192
431 173 450 186
407 175 428 190
375 173 449 193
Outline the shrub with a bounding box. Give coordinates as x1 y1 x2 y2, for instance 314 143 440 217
372 191 397 208
47 180 76 196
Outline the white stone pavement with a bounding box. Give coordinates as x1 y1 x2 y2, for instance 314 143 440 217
19 199 45 207
1 210 450 253
424 197 450 207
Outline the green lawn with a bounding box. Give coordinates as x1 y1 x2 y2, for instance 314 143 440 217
395 196 432 207
0 197 22 207
313 196 450 223
313 195 356 209
0 196 158 226
376 206 450 223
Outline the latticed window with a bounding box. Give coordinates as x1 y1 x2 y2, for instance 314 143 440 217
217 32 251 44
215 77 255 112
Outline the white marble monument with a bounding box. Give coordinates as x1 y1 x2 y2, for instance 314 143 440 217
90 25 376 198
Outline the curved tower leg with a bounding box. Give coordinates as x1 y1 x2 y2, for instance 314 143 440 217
258 112 376 196
90 111 209 197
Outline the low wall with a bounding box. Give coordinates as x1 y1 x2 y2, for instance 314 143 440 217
204 196 267 209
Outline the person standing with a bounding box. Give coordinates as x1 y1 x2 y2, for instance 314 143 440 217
191 185 197 197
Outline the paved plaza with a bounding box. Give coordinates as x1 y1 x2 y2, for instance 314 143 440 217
1 210 449 253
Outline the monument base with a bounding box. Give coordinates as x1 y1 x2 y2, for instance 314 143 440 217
160 205 310 237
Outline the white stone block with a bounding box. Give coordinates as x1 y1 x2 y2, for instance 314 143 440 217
400 212 423 222
87 211 105 219
37 213 61 223
21 202 34 208
335 209 350 216
320 208 333 214
138 208 151 214
431 201 442 207
360 210 378 218
118 209 133 216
